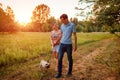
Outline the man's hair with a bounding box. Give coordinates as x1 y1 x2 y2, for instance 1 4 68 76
60 14 68 19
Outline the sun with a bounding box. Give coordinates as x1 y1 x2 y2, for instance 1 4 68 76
16 16 31 24
15 12 32 25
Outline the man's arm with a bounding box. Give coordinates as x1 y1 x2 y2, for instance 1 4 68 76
73 32 77 52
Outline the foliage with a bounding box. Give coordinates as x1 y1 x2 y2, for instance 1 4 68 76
0 2 120 32
75 0 94 20
31 4 50 23
94 0 120 26
30 4 50 32
0 4 18 32
70 17 79 26
76 24 83 32
76 0 120 33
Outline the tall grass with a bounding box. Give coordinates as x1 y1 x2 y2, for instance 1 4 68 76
0 32 115 67
0 32 51 67
77 32 115 45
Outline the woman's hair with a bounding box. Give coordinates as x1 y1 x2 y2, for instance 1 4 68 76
53 22 58 27
60 14 68 19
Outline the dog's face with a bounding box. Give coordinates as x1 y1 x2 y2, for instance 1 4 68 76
40 60 50 68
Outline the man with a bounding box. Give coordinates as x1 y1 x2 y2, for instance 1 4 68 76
55 14 77 78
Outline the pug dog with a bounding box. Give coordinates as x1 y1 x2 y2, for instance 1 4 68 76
40 60 50 69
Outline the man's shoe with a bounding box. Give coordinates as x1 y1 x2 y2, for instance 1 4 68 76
66 73 72 77
54 74 61 78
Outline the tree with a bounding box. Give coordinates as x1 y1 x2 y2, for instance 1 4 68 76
31 4 50 23
76 24 83 32
0 4 18 32
6 6 15 21
93 0 120 33
75 0 94 20
93 0 120 25
31 4 50 32
0 4 6 31
70 17 79 26
5 6 17 32
46 16 56 31
76 0 120 33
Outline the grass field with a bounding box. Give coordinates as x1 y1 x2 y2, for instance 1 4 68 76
0 32 52 67
0 32 120 80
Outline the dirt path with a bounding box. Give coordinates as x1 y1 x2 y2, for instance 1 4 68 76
72 40 108 79
46 39 112 80
75 40 107 68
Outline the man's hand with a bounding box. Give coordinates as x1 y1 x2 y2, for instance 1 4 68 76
73 44 77 52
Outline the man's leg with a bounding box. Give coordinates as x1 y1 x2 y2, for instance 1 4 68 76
55 43 64 78
66 44 73 75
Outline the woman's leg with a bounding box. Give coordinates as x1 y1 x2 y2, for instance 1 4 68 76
55 51 58 66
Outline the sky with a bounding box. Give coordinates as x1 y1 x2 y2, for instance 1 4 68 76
0 0 85 23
